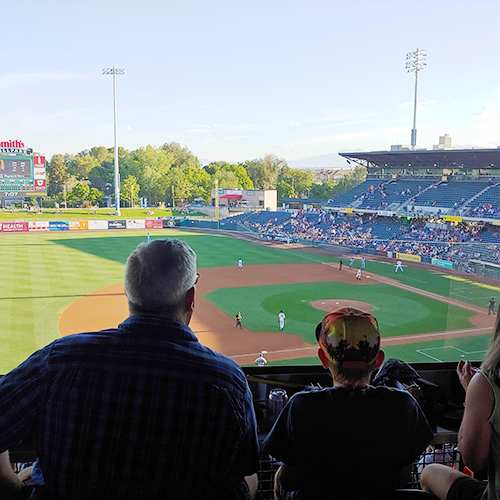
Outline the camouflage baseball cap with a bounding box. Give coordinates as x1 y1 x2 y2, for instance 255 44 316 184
315 307 381 368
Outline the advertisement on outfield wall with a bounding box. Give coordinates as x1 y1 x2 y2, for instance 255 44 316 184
29 221 49 231
126 220 146 229
88 220 108 230
163 219 179 228
431 257 454 269
145 219 163 229
1 222 29 232
396 252 422 263
108 220 126 230
49 221 69 231
69 221 88 230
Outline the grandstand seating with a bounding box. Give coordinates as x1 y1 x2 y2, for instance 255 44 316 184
413 181 489 209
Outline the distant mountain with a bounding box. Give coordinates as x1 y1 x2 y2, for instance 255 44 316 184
287 153 357 170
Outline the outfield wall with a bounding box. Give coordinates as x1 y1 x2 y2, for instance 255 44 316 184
0 218 182 232
3 216 500 281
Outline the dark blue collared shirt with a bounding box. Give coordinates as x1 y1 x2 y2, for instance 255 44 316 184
0 316 259 499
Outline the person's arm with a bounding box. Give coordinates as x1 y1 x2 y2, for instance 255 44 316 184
457 371 493 471
0 451 23 499
275 463 301 493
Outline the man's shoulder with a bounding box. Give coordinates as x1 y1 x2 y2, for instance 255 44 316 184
47 326 248 392
289 385 418 409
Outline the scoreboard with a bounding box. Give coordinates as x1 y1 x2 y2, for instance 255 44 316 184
0 155 46 197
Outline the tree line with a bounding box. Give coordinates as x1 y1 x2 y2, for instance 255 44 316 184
46 142 366 206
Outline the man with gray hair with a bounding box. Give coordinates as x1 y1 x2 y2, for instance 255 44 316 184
0 239 260 499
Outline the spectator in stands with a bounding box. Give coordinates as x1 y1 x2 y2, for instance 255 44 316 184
0 239 259 499
263 307 433 500
421 307 500 500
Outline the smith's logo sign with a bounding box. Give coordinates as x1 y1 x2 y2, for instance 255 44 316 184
0 140 24 148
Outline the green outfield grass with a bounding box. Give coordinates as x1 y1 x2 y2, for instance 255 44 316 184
0 230 495 373
205 282 475 344
264 333 492 367
0 208 206 220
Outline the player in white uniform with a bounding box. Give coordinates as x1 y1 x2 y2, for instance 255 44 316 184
147 233 151 242
255 352 268 367
356 268 361 281
278 311 286 330
349 257 354 268
361 257 365 269
238 258 243 270
395 260 404 272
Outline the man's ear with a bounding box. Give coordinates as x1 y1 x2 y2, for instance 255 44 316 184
186 286 195 312
317 348 330 370
374 350 385 370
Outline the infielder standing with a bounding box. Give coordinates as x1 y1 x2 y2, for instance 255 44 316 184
278 311 286 330
238 258 243 270
356 268 361 281
395 260 404 272
235 311 243 329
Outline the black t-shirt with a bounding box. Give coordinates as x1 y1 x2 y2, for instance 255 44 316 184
263 385 434 500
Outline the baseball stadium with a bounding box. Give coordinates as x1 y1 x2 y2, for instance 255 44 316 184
3 145 500 497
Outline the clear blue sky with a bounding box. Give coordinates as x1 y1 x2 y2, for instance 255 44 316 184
1 0 499 167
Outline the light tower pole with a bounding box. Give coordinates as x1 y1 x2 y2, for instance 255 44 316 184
103 66 125 215
405 48 426 151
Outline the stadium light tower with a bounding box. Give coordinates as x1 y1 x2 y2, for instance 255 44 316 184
102 66 125 216
405 48 426 151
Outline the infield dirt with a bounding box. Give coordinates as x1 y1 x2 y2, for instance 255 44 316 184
59 262 495 365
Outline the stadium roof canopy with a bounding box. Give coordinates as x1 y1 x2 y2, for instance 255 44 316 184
338 149 500 170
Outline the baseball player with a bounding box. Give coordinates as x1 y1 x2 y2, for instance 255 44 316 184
255 352 268 367
361 257 365 269
349 257 354 268
147 233 151 242
488 298 496 315
395 260 404 272
278 311 286 331
238 258 243 270
356 268 361 281
235 312 243 329
339 259 343 271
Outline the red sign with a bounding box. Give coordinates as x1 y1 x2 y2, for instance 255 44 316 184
145 219 163 229
34 179 46 191
33 156 45 167
1 222 29 232
0 140 24 148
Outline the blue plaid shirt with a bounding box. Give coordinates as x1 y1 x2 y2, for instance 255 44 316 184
0 316 259 499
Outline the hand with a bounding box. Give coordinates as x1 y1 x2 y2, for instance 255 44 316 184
457 360 478 392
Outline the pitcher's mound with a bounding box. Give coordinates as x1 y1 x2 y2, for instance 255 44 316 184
311 299 374 313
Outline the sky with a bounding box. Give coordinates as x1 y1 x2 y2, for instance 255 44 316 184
1 0 500 168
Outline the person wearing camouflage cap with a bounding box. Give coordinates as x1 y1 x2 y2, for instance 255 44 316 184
263 307 433 500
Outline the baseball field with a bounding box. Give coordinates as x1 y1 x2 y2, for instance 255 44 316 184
1 228 499 374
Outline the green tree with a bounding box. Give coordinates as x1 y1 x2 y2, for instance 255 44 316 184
89 146 114 164
309 180 336 199
332 165 367 195
165 168 193 207
130 146 174 203
244 154 285 189
89 187 105 204
276 180 295 201
67 156 100 180
71 183 90 204
161 142 200 169
213 169 239 189
184 166 212 201
46 154 69 196
278 167 313 197
120 176 140 207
